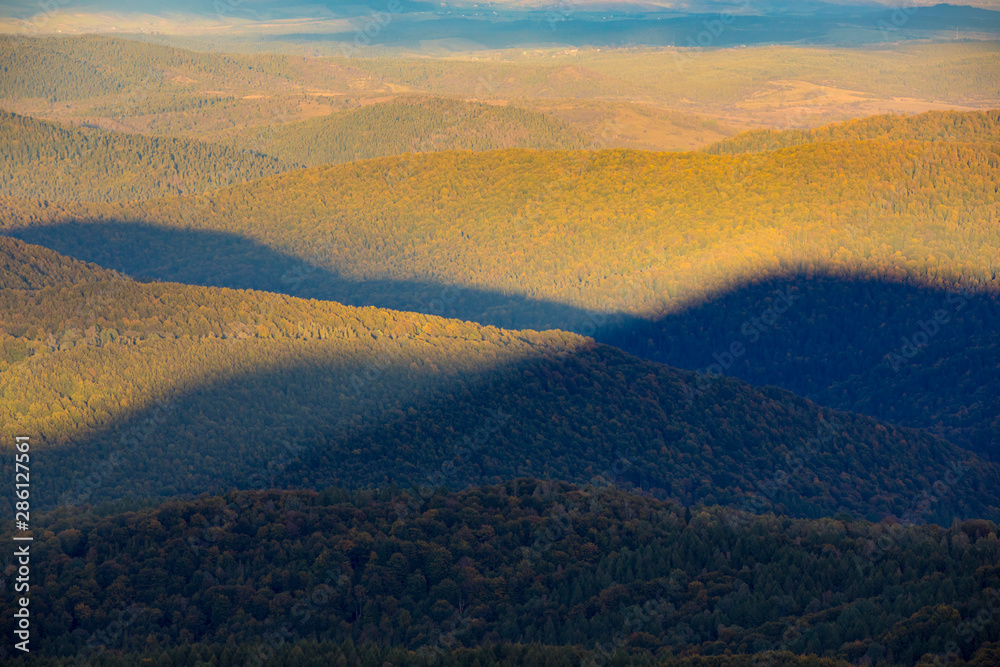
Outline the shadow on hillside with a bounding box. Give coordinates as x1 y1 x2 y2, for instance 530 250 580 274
3 221 628 333
603 276 1000 462
26 326 1000 528
6 221 999 461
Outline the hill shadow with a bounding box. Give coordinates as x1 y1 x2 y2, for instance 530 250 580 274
601 275 1000 462
5 221 999 461
3 220 631 333
21 325 1000 528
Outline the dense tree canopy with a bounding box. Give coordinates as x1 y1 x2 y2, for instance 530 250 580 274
241 97 588 167
4 117 999 459
1 483 998 665
0 110 293 202
704 110 1000 155
2 239 998 524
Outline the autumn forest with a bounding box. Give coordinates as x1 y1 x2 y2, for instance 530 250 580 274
1 4 1000 665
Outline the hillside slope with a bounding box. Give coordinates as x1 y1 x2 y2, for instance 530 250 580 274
4 132 998 457
240 97 589 166
6 140 998 320
3 238 998 523
0 34 368 103
704 109 1000 155
5 36 999 146
0 110 294 201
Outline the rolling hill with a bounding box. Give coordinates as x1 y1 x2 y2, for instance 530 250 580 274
235 97 589 166
3 237 999 525
0 109 293 201
7 137 998 320
0 34 368 103
4 36 999 148
4 115 998 458
3 28 1000 667
704 109 1000 155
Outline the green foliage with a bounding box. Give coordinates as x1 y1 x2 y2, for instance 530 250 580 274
0 110 293 201
82 92 240 118
243 96 589 166
4 34 1000 667
2 238 999 524
705 110 1000 155
5 112 1000 461
1 483 997 664
0 34 360 103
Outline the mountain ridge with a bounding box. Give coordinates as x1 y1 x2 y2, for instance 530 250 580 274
3 238 999 526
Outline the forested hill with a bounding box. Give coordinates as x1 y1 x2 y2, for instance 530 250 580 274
7 139 998 320
3 238 1000 522
704 109 1000 155
0 34 367 103
4 133 999 460
0 110 294 202
0 234 122 289
239 97 589 167
0 482 998 665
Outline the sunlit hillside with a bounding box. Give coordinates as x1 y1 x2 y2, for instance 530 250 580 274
705 109 1000 154
2 19 1000 666
5 238 998 523
5 111 998 462
5 136 995 320
234 96 588 166
0 110 293 201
